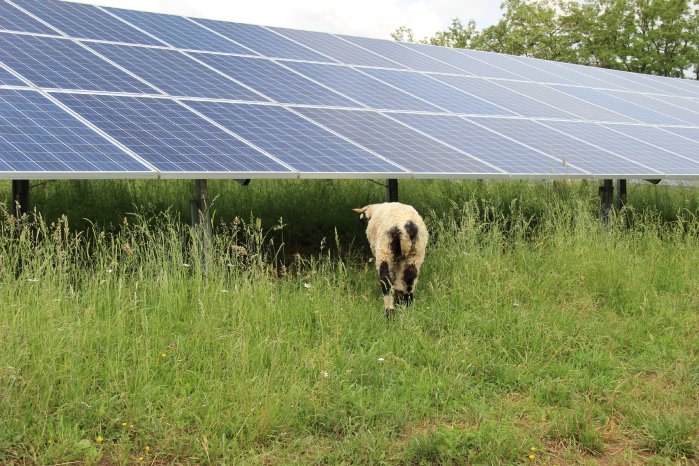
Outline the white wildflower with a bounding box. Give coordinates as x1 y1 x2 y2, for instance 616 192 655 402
321 370 329 378
377 357 385 362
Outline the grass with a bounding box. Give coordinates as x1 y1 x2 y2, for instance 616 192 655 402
0 179 698 465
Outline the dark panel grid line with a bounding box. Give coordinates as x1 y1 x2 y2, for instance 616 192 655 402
53 93 294 175
0 32 159 94
0 88 153 175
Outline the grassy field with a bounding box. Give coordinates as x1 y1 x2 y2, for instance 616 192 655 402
0 179 698 465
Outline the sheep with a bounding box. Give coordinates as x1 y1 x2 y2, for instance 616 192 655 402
353 202 428 317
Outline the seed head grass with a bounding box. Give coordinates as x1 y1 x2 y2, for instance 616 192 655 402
0 179 697 464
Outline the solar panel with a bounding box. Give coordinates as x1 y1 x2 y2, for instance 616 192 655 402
653 95 699 117
191 53 356 106
186 101 406 175
502 57 628 91
400 42 524 80
86 42 265 101
284 62 441 111
601 91 699 126
474 117 659 175
430 74 579 120
270 27 405 69
337 35 466 74
539 121 699 174
602 124 699 164
496 80 638 123
190 19 329 61
105 8 253 55
611 70 698 98
0 33 157 93
551 85 689 125
361 68 514 115
11 0 164 45
294 107 504 176
458 49 578 85
0 89 153 176
389 113 586 175
0 66 25 86
661 127 699 145
0 0 58 34
53 93 293 176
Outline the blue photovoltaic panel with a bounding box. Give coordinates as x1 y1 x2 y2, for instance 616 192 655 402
602 91 699 126
187 101 405 174
0 33 157 93
612 71 698 98
192 53 355 106
0 0 57 34
652 95 699 117
458 49 577 85
337 35 465 74
660 127 699 145
497 80 638 123
0 89 151 174
294 107 502 175
390 113 584 175
401 42 524 80
105 8 253 55
431 74 579 120
551 85 689 125
588 67 666 94
270 27 404 69
12 0 164 45
54 93 292 174
361 68 514 115
284 62 441 112
648 76 699 98
191 19 328 61
474 117 658 175
0 67 25 86
522 59 628 91
602 124 699 164
86 43 265 101
540 121 699 174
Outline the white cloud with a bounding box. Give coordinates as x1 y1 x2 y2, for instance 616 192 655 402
67 0 503 40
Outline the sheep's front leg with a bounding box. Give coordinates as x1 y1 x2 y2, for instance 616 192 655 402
378 260 394 318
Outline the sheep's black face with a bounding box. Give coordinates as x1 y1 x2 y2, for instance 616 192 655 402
358 212 368 227
394 291 414 306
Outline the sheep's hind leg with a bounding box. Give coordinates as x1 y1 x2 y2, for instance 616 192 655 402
379 260 395 318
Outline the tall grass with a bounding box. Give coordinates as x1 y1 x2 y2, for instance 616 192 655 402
0 179 697 465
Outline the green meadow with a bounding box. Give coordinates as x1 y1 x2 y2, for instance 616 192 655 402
0 179 697 465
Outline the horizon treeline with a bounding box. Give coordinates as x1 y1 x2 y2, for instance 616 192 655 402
392 0 699 79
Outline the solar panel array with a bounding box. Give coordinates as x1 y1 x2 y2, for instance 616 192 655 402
1 0 699 180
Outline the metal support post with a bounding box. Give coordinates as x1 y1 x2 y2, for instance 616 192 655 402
190 179 212 270
599 179 614 224
616 179 627 210
12 180 29 217
386 179 398 203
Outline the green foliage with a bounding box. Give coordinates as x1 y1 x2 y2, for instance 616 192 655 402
393 0 699 78
1 179 698 464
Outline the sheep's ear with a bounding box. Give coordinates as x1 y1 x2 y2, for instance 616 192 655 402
352 207 367 214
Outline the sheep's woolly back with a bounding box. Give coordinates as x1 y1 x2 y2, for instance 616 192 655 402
359 202 428 270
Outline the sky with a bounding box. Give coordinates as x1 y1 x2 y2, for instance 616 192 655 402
66 0 504 40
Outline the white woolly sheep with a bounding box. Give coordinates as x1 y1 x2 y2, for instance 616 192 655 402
353 202 428 317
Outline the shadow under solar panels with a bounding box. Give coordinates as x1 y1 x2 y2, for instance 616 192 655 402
0 89 154 177
186 101 407 177
53 93 295 177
